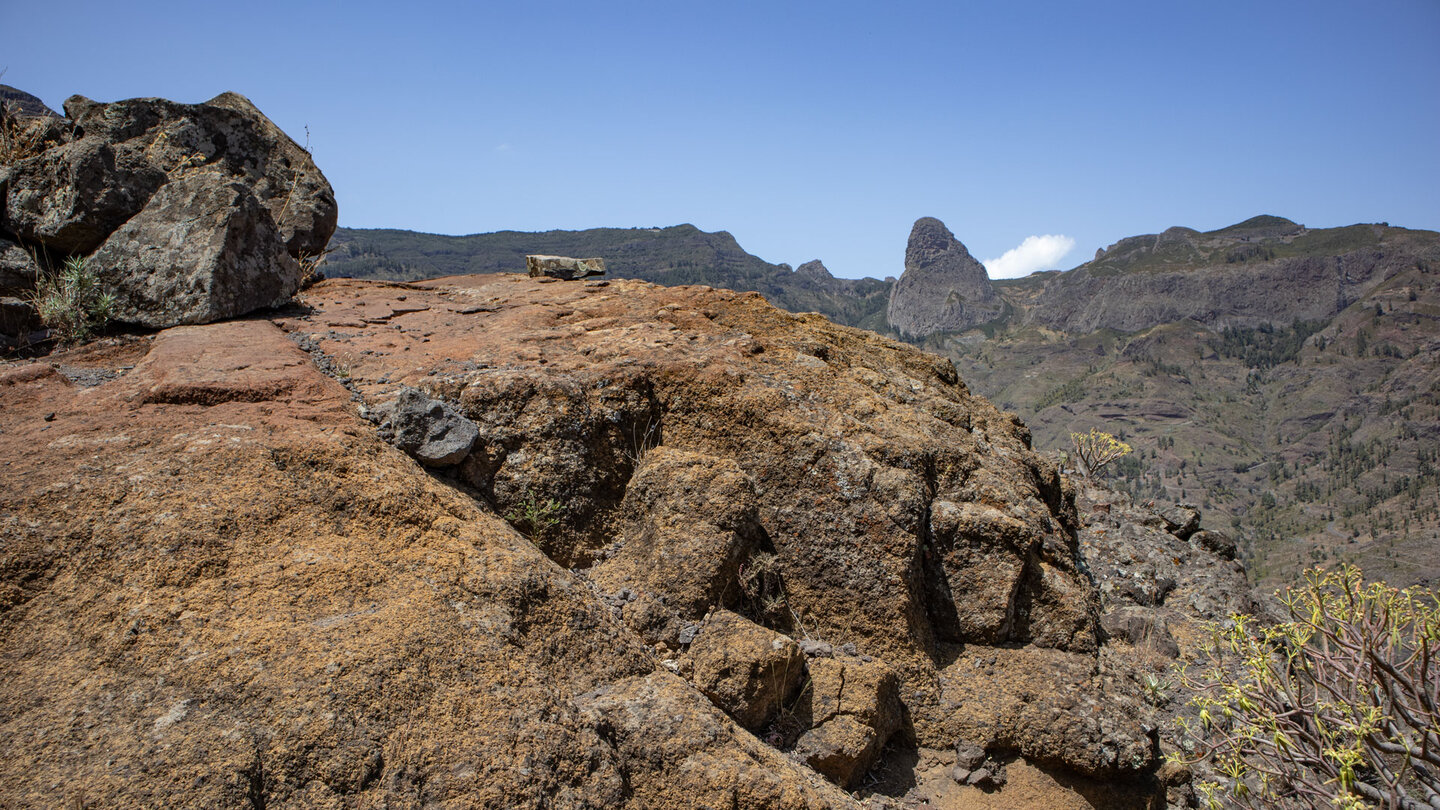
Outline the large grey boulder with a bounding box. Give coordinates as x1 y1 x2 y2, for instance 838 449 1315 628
886 217 1002 339
63 92 337 258
2 137 168 255
91 171 300 328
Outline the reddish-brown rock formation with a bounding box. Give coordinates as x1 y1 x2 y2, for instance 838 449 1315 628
0 273 1223 807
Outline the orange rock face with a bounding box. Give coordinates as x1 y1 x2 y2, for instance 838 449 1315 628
0 274 1165 806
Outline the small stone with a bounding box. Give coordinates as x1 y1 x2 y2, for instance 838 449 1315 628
954 738 986 769
798 639 833 658
965 767 991 786
378 387 478 467
949 767 971 784
526 255 605 280
677 624 700 645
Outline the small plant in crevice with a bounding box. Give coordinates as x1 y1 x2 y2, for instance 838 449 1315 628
623 416 662 467
31 255 116 347
504 489 565 543
296 248 331 290
1139 671 1171 706
737 551 802 633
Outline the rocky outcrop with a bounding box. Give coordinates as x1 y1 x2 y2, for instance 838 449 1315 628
91 170 301 327
0 90 335 333
62 92 337 258
282 274 1167 791
886 217 1002 339
0 321 854 809
0 269 1268 805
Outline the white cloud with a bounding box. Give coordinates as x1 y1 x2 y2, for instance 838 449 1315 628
982 234 1076 279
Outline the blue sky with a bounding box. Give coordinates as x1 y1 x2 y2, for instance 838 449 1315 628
6 0 1438 279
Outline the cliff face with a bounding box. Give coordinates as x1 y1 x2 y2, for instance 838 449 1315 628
0 270 1248 807
886 217 1002 339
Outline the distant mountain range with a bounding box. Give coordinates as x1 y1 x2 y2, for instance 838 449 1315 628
325 224 893 333
324 215 1440 587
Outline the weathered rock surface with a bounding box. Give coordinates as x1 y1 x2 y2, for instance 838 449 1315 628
0 238 38 296
0 321 854 809
91 170 301 327
886 217 1002 338
2 136 169 255
63 92 337 257
590 447 759 628
526 254 606 280
792 654 902 788
687 609 806 730
0 271 1262 806
0 297 39 348
281 273 1163 789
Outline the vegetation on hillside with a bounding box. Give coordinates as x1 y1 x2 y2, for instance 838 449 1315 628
1177 566 1439 810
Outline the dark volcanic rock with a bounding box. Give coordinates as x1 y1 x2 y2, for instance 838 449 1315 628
377 386 480 467
90 170 300 328
0 238 39 296
2 137 168 255
0 296 39 346
63 92 337 258
887 217 1002 338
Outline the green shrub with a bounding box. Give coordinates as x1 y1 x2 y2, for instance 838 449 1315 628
1070 428 1133 478
1175 565 1440 809
32 256 116 346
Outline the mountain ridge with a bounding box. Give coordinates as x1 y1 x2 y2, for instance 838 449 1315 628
323 215 1440 587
